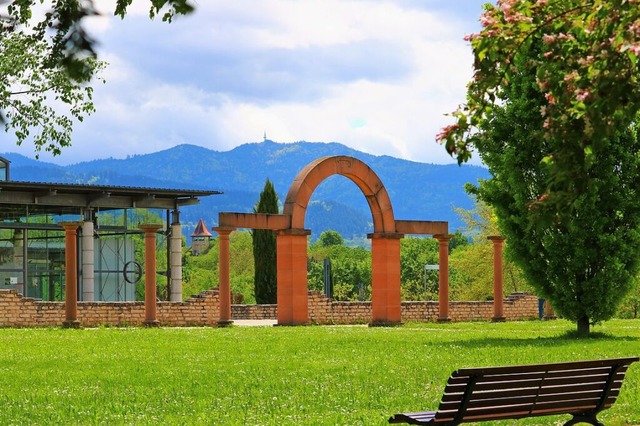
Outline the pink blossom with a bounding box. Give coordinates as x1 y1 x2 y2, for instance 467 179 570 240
545 93 556 104
479 12 497 28
542 34 555 44
435 124 459 143
575 89 591 102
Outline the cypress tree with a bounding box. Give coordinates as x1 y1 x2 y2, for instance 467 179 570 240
252 179 279 304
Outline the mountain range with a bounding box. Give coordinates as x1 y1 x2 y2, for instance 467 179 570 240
1 141 490 242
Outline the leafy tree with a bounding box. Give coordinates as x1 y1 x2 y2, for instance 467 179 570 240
307 244 371 301
399 237 439 301
318 230 344 247
449 198 529 301
1 0 194 156
183 230 255 303
252 179 279 304
438 0 640 220
467 39 640 335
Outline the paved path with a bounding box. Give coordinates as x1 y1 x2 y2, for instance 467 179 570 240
232 319 277 327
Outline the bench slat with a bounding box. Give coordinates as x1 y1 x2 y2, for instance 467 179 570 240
447 366 628 385
453 357 637 376
439 390 619 411
441 384 621 403
444 374 624 394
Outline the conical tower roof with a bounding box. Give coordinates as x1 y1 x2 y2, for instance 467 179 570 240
191 219 213 237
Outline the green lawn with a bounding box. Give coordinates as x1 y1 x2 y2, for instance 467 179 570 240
1 320 639 425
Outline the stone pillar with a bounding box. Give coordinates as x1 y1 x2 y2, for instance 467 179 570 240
214 227 235 326
544 300 556 320
81 211 95 302
369 232 403 325
140 224 163 326
61 222 82 328
434 234 452 322
488 236 506 322
276 229 311 325
170 210 183 302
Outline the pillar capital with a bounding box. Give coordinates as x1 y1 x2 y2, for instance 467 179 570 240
367 232 404 240
139 223 163 233
60 221 83 231
213 226 236 236
433 234 453 242
487 235 506 243
276 228 311 237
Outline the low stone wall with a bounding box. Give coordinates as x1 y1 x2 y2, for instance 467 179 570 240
232 291 540 324
231 303 276 320
0 289 220 327
0 288 539 327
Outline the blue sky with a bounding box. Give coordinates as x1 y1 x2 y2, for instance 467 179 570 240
11 0 489 165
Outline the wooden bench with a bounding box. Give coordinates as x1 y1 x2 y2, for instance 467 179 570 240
389 357 638 425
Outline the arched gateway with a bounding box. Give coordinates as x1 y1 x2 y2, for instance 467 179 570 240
216 156 451 325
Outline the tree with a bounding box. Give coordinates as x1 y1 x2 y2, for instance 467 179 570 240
399 237 439 301
318 230 344 247
467 38 640 335
449 198 528 302
1 0 194 156
252 179 279 304
437 0 640 220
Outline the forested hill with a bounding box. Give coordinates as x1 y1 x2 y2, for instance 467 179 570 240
1 141 489 242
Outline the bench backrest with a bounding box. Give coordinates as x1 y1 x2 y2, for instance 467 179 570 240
433 357 639 424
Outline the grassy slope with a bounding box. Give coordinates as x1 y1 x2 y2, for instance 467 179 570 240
0 320 639 425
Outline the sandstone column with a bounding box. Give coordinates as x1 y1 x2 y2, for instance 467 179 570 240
276 229 310 325
488 236 506 322
214 227 235 326
140 224 163 326
434 234 452 322
61 222 82 328
369 232 403 325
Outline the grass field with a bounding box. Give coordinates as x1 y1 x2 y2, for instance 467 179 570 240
1 319 639 425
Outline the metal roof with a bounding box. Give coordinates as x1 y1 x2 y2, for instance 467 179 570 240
0 180 222 214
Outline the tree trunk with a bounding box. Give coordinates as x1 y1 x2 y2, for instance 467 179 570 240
577 316 590 336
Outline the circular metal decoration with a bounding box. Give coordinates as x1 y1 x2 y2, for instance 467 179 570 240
123 261 143 284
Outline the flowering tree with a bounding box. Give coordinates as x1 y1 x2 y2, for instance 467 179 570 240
438 0 640 216
443 0 640 334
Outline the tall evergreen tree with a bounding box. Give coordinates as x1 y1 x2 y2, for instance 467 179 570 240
252 179 279 304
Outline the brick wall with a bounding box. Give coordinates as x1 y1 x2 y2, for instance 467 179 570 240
0 289 539 327
0 289 220 327
231 291 540 324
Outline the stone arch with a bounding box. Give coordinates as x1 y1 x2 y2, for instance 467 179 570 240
217 155 450 326
278 156 401 325
283 156 396 233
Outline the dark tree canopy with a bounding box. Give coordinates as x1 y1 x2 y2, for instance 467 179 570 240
252 179 279 304
470 42 640 335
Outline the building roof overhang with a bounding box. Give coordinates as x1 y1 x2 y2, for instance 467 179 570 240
0 181 221 219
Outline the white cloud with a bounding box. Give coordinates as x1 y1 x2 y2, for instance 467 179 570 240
10 0 487 166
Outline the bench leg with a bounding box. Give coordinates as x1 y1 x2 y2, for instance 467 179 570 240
564 413 604 426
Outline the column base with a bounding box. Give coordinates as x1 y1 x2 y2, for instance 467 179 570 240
62 320 81 329
437 317 451 323
144 320 160 327
217 320 234 327
491 316 506 323
543 315 558 321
